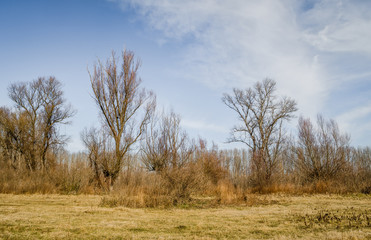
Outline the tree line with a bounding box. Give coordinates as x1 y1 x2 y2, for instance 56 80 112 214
0 49 370 204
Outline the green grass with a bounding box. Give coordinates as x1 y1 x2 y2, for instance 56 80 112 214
0 194 370 239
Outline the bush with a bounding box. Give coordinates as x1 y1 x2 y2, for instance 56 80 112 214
100 173 173 208
0 157 93 194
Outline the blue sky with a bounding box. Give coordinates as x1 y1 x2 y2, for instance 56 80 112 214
1 0 370 152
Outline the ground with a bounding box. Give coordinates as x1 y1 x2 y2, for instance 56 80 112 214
0 194 370 239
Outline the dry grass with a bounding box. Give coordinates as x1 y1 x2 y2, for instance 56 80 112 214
0 194 370 239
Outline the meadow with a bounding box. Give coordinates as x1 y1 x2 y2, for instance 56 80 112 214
1 194 370 239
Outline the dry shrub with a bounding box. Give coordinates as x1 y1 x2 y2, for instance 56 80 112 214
201 157 227 184
100 194 172 208
161 163 203 203
298 179 355 194
196 141 228 185
215 180 247 204
247 180 360 195
100 173 173 208
52 160 93 194
310 180 329 194
214 181 283 206
103 163 204 208
101 177 281 208
0 158 93 194
0 167 57 194
251 183 297 194
361 186 371 194
99 161 228 208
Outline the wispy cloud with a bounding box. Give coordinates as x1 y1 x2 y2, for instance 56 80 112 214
336 103 371 146
109 0 371 145
182 118 227 133
302 0 371 53
337 103 371 126
112 0 329 116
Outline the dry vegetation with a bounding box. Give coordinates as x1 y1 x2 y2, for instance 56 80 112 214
0 194 370 239
0 49 371 239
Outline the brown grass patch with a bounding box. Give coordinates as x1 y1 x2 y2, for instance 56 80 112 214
1 194 370 239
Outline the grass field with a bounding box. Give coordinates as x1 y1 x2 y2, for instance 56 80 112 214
0 194 370 239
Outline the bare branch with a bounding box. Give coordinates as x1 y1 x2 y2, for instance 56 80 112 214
87 49 156 189
222 78 297 184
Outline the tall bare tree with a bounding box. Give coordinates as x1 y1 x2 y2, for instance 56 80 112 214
88 49 156 188
2 77 75 171
222 79 297 185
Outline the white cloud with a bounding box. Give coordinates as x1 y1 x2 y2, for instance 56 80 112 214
112 0 330 117
337 103 371 131
182 118 227 133
335 103 371 147
302 0 371 53
109 0 371 145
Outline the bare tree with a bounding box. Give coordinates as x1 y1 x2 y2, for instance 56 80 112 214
195 139 227 185
0 107 31 169
222 79 297 185
81 127 115 191
295 115 351 182
141 110 194 172
38 77 75 168
88 49 156 188
351 147 371 193
2 77 75 171
141 110 197 201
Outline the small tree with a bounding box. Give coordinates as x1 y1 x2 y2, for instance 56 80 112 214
81 127 115 190
141 110 196 201
222 79 297 186
141 110 194 172
194 139 227 185
295 115 351 182
88 49 156 189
